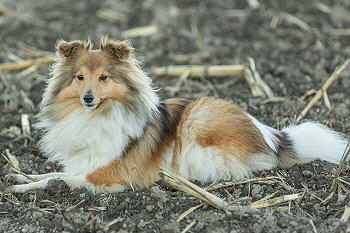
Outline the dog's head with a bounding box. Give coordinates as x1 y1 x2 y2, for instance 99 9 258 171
55 37 135 110
42 37 158 121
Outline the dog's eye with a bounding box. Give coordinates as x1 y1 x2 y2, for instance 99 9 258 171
100 75 108 81
76 75 84 81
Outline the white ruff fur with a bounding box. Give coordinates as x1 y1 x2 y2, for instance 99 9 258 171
38 103 150 175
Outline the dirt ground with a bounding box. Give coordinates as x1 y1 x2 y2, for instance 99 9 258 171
1 0 350 232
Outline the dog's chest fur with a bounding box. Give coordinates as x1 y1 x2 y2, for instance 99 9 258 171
39 103 148 175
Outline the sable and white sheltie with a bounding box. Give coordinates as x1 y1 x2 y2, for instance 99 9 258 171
7 37 348 193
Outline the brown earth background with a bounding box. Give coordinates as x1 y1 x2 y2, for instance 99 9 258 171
0 0 350 232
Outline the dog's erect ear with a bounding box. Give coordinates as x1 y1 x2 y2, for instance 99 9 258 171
100 37 134 61
55 39 92 59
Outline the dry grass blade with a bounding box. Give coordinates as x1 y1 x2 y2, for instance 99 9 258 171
159 168 228 210
329 29 350 36
0 5 14 15
297 58 350 122
281 13 311 31
16 42 53 58
0 56 53 72
104 217 123 231
309 219 318 233
251 193 301 208
180 220 196 233
177 203 205 222
122 25 158 38
328 140 350 196
340 203 350 223
244 58 274 98
204 176 280 191
96 9 125 23
3 149 20 172
21 114 31 137
151 64 246 78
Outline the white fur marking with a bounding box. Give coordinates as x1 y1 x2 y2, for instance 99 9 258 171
177 142 252 182
248 115 280 153
38 103 149 176
282 122 348 163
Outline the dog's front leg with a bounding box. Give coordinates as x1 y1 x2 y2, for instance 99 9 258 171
7 172 69 183
6 175 127 193
6 176 89 193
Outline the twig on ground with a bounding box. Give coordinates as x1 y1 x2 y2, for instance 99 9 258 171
297 58 350 123
0 56 53 72
96 9 125 23
151 64 246 78
17 42 53 58
328 29 350 36
340 202 350 223
177 203 205 222
309 219 318 233
159 168 228 210
331 141 350 190
168 70 190 96
204 176 280 191
244 57 274 98
151 62 272 98
260 97 286 104
173 52 211 64
2 149 20 172
21 114 31 138
323 140 350 204
281 13 311 31
300 89 317 100
0 5 14 15
180 220 196 233
104 217 123 231
122 25 158 38
251 193 301 209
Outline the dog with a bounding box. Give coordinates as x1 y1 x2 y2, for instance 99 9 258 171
6 37 348 193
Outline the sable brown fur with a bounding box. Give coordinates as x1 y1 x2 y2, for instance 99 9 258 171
86 99 189 188
172 97 273 172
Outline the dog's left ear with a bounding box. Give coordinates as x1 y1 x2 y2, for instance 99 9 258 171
56 39 92 60
100 37 134 61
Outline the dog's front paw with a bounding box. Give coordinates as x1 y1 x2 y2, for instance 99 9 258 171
5 184 27 193
5 173 33 184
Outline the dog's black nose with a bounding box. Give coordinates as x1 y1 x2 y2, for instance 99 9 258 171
83 94 94 103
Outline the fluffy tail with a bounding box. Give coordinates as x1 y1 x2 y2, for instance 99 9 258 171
281 122 348 164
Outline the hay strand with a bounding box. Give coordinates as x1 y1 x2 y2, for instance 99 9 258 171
159 168 228 210
297 58 350 122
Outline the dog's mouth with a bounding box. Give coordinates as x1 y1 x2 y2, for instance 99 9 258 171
84 103 98 109
83 99 104 109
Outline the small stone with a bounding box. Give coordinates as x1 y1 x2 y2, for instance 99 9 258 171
302 170 313 177
335 103 350 118
151 186 169 202
146 205 154 212
251 184 263 197
338 193 346 202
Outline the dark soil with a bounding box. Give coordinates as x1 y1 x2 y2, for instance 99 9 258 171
0 0 350 232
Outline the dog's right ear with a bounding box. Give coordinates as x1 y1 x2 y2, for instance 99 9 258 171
55 39 92 59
